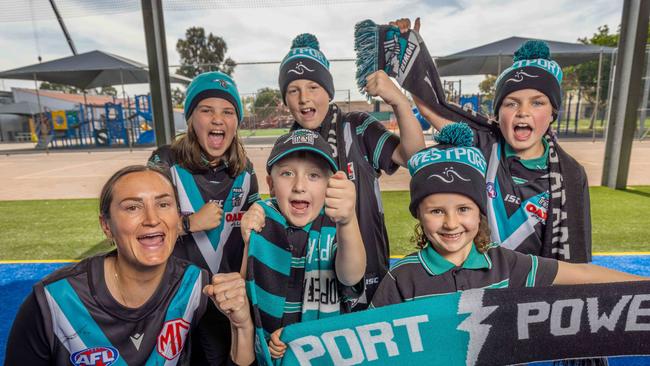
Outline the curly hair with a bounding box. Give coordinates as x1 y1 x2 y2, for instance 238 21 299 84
412 214 492 253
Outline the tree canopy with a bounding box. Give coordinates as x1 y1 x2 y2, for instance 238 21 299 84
176 27 236 78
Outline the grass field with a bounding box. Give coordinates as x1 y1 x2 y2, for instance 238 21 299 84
239 128 290 138
1 186 649 260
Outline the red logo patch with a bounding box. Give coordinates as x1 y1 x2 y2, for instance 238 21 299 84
525 202 548 221
157 318 190 360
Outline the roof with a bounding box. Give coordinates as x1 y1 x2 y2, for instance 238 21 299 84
436 36 616 76
13 88 123 106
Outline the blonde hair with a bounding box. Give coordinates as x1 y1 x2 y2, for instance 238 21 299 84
171 114 247 176
411 214 492 253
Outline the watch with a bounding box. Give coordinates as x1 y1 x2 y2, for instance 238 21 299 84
182 214 192 234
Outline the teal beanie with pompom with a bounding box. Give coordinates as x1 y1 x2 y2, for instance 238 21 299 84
278 33 334 104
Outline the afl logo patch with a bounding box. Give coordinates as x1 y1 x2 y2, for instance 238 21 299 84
70 346 119 366
486 182 497 199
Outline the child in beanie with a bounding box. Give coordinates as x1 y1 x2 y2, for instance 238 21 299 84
370 123 644 308
253 32 425 309
148 71 260 365
393 19 591 267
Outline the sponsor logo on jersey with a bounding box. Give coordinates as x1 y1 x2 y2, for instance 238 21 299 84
486 182 497 199
525 202 547 222
226 211 244 226
157 318 190 360
232 188 243 207
70 346 119 366
504 194 521 205
347 162 356 181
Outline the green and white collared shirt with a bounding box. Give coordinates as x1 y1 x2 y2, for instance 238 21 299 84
370 242 558 308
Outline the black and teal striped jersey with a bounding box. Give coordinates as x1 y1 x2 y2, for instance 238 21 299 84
5 252 209 366
297 106 400 308
370 244 558 308
149 145 260 275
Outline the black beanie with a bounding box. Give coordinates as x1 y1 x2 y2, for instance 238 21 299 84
493 40 563 121
278 33 335 104
408 123 487 217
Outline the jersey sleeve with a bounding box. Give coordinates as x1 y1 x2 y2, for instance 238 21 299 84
4 291 52 366
355 113 400 174
243 160 261 210
369 271 404 308
506 249 559 288
148 145 175 170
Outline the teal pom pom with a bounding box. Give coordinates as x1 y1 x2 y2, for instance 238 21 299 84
292 33 320 50
513 40 551 62
434 122 474 147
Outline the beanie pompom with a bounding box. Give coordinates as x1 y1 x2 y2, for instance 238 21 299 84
513 40 551 62
291 33 320 50
434 122 474 147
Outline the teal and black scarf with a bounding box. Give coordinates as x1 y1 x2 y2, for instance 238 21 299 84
354 20 590 264
245 198 344 365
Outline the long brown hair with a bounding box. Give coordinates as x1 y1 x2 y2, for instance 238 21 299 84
412 213 492 253
171 114 247 176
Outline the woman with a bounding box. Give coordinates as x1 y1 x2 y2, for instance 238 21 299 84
148 71 259 364
5 165 253 366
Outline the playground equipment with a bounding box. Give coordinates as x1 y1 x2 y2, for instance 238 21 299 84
32 94 155 149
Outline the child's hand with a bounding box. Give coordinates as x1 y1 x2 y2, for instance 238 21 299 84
388 17 421 34
269 328 287 359
203 273 252 330
190 201 223 232
365 70 408 107
241 202 265 245
325 171 356 225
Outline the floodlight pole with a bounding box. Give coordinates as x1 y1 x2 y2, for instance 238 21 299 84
601 0 650 189
141 0 175 146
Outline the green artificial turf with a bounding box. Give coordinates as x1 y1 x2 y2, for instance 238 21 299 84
1 187 649 260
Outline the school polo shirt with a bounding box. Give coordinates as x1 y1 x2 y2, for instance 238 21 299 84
369 243 558 308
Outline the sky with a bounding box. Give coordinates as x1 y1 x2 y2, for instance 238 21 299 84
0 0 624 102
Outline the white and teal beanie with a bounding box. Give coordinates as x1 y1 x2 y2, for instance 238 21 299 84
278 33 335 103
494 40 563 120
408 123 488 217
184 71 243 123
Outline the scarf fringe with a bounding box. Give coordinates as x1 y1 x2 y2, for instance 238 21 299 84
354 19 379 97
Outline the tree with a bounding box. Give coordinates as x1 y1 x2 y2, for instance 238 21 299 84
478 75 496 100
176 27 236 78
97 86 117 96
564 24 650 128
252 88 282 121
171 87 185 108
40 81 78 94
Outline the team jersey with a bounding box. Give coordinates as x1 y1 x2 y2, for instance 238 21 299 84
149 145 260 275
473 127 553 256
370 243 558 308
5 252 209 366
295 104 400 307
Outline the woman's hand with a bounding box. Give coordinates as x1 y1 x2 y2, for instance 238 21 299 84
203 273 252 330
